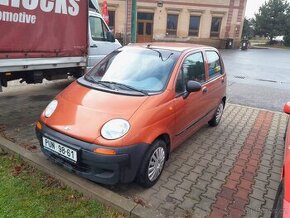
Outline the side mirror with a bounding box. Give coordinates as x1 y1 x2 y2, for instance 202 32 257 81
106 31 115 42
186 80 202 93
284 102 290 114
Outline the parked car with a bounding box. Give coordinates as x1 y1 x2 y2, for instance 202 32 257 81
272 102 290 217
35 43 227 187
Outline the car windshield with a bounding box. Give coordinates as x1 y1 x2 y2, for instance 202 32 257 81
84 47 180 94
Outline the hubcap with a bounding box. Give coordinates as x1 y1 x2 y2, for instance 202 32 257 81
216 103 224 122
148 147 165 182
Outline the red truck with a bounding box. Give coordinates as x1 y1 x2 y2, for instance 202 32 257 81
0 0 121 91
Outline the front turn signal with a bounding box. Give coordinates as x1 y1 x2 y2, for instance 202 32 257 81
36 121 42 130
94 148 116 155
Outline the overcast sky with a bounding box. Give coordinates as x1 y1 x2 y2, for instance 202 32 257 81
245 0 290 18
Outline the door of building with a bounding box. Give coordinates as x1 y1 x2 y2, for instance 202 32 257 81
137 12 154 43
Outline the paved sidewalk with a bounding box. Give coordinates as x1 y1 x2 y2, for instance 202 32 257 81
0 81 287 217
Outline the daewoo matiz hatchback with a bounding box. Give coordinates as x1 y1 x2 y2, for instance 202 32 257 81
36 43 227 187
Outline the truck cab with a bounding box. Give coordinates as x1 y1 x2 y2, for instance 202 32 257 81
88 10 121 71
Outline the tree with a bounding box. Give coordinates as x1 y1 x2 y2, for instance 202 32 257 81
242 18 255 39
255 0 290 43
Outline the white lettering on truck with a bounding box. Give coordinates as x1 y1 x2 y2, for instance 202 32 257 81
0 0 80 24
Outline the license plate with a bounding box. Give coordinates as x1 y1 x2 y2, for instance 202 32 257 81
43 137 77 162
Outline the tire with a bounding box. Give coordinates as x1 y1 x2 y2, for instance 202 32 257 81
271 181 283 218
208 101 224 127
138 139 167 188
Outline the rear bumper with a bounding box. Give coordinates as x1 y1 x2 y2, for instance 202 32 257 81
36 124 150 185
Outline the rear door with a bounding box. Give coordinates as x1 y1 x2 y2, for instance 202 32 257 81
204 50 226 111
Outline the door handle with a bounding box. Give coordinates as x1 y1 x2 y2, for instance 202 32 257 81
202 87 208 93
91 44 98 48
221 77 225 83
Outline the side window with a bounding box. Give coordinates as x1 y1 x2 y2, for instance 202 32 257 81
206 51 223 79
175 52 205 94
89 16 109 41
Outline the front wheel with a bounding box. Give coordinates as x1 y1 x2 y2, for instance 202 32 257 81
208 101 224 127
137 139 167 188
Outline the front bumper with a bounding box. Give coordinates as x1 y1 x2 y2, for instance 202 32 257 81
36 124 150 185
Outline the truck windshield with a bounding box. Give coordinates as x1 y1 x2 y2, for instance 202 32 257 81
84 47 180 94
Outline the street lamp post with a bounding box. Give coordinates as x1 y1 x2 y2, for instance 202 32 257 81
131 0 137 43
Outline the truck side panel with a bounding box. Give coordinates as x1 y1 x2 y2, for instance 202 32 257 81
0 1 88 59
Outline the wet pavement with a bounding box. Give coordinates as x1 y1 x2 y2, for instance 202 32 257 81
220 48 290 112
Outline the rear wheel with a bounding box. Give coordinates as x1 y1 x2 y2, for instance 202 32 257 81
138 139 167 188
208 101 224 127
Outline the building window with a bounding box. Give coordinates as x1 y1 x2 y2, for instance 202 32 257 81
189 16 200 37
167 14 178 36
108 11 115 32
210 17 222 37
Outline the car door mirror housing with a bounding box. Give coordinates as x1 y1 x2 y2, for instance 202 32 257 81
284 102 290 114
186 81 202 93
106 31 115 42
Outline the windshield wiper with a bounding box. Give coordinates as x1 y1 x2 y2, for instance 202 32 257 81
101 81 149 96
85 76 112 89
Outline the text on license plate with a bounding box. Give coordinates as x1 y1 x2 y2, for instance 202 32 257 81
43 137 77 162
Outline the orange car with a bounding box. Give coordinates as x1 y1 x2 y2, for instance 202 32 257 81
36 43 226 187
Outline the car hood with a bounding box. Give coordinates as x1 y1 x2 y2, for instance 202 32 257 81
42 82 148 143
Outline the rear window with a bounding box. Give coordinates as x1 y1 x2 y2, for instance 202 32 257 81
206 51 223 79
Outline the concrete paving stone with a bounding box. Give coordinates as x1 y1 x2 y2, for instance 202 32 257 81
171 157 187 167
169 171 186 183
258 165 271 175
209 178 224 191
177 164 193 175
270 165 283 175
199 172 215 182
164 162 179 173
177 179 193 191
272 158 283 167
188 187 204 201
168 187 189 202
178 196 199 211
154 187 173 200
253 179 268 192
195 197 215 213
210 159 223 167
205 165 220 175
250 188 265 202
202 186 220 201
265 188 278 201
220 164 233 174
269 172 282 183
198 158 210 168
191 153 203 161
186 171 200 183
256 171 269 182
162 178 181 191
194 178 210 192
267 180 279 191
215 153 227 161
214 171 228 182
193 207 210 218
246 197 265 212
192 165 205 174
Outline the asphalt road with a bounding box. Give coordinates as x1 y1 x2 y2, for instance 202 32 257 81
220 48 290 112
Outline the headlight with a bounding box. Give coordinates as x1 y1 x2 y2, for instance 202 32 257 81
101 119 130 140
44 100 58 118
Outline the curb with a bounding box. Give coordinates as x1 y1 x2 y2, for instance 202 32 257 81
0 136 164 218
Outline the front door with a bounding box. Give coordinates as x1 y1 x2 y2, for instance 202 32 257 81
137 12 154 43
173 52 208 148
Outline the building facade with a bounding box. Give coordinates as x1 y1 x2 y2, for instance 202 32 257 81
100 0 247 48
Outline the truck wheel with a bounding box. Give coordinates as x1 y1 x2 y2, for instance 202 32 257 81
138 139 167 188
209 102 224 127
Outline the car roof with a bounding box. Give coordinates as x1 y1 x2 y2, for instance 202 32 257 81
128 42 215 52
